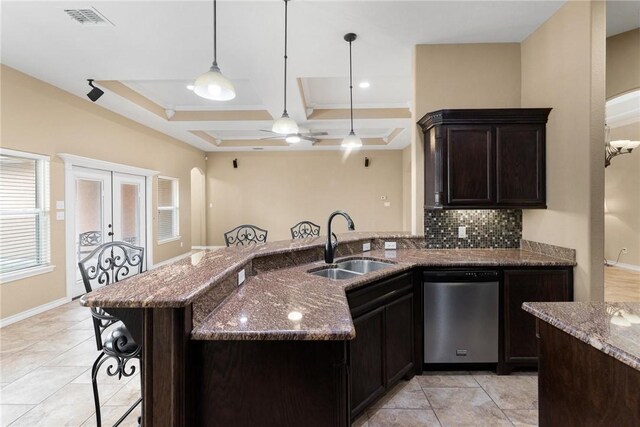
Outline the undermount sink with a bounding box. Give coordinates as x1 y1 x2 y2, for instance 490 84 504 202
335 259 393 274
309 259 394 280
310 268 362 280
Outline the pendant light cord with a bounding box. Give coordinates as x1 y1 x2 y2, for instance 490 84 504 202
348 38 354 133
283 0 289 114
212 0 217 67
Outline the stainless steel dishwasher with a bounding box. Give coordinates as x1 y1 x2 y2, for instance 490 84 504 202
424 270 499 364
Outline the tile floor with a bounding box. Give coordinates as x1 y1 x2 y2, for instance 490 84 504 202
1 301 539 426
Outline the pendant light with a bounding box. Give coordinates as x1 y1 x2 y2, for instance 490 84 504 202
342 33 362 148
272 0 299 134
194 0 236 101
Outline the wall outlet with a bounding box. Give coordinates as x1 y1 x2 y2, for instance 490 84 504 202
384 201 391 207
362 242 371 252
238 269 246 286
56 200 64 210
384 241 397 250
458 226 467 239
56 211 65 221
180 242 183 248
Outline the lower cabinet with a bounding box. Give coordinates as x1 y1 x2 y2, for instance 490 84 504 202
501 268 573 373
347 273 416 419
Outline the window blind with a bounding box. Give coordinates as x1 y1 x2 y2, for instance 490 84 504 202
157 177 178 242
0 153 50 275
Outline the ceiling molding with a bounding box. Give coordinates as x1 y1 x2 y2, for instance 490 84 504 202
171 110 273 122
308 108 411 120
314 138 388 147
385 128 404 143
218 139 288 147
297 78 310 120
189 131 220 146
97 80 166 118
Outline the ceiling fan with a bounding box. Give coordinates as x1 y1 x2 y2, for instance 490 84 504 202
260 128 328 144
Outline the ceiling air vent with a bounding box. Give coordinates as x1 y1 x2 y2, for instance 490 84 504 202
64 8 114 26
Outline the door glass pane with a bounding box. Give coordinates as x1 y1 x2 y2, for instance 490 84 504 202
76 179 103 262
120 183 140 246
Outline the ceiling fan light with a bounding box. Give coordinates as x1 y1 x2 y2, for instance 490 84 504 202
194 65 236 101
342 131 363 149
285 135 301 143
272 113 298 134
610 139 630 150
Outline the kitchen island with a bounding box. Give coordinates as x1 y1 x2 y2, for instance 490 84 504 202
523 302 640 426
81 233 575 426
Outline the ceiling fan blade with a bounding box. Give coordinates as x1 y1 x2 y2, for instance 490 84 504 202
305 131 328 136
259 129 278 134
260 136 284 140
300 135 320 142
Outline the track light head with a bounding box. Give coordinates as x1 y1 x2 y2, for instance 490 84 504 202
86 79 104 102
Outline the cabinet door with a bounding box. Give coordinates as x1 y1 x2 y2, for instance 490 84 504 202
503 269 571 365
445 126 494 206
350 306 385 417
496 125 545 207
385 293 414 384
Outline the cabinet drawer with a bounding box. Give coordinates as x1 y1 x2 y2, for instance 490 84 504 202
347 273 412 316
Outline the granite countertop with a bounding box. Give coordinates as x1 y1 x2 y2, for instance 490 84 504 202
523 302 640 371
191 247 575 341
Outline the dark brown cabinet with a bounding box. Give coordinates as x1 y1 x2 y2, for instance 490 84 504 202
347 272 416 419
500 268 572 373
418 109 551 209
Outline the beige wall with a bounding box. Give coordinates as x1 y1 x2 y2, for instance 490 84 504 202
411 43 522 233
190 167 206 247
206 151 404 245
605 122 640 266
606 28 640 99
520 1 606 301
1 65 205 319
402 145 411 231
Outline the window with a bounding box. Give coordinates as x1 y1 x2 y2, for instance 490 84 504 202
157 177 179 243
0 148 51 281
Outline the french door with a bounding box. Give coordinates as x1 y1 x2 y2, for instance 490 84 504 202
70 167 147 297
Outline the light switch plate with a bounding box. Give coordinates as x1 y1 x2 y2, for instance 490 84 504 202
56 201 65 210
384 201 391 207
56 211 65 221
458 226 467 239
238 269 246 286
362 242 371 252
384 241 397 250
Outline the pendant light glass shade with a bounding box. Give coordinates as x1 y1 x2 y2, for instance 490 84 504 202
194 64 236 101
273 0 298 134
194 0 235 101
272 112 298 134
285 134 301 144
342 130 363 148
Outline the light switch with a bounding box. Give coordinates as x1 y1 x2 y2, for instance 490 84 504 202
56 211 65 221
362 242 371 252
384 201 391 207
56 201 65 209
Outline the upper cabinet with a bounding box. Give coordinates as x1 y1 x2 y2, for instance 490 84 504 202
418 109 551 209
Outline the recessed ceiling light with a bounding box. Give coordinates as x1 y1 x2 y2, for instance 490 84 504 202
186 85 195 90
359 81 370 89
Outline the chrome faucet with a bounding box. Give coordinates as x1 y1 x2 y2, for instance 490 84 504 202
325 211 355 264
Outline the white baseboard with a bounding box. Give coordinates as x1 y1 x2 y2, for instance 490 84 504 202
0 297 71 328
606 260 640 272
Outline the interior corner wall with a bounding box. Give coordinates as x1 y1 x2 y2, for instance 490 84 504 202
520 1 606 302
0 65 206 320
401 145 412 231
606 28 640 99
411 43 522 234
205 151 404 246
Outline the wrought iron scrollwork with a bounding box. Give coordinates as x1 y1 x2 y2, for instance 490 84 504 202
224 224 268 247
290 221 321 239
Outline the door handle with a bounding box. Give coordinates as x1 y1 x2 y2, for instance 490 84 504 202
108 231 114 237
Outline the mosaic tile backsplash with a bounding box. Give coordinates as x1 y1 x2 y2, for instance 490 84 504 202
424 209 522 249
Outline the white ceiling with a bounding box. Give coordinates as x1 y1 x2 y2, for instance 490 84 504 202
607 0 640 37
1 1 569 152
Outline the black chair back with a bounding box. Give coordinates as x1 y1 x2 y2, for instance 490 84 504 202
78 241 144 350
290 221 321 239
224 225 268 247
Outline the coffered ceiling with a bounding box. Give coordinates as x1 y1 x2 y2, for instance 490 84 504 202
1 1 569 152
